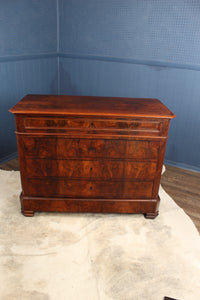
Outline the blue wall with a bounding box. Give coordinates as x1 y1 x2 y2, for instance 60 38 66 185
1 0 200 172
59 0 200 172
0 0 58 162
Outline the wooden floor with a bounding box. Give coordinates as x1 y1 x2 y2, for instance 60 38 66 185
161 165 200 233
0 158 200 233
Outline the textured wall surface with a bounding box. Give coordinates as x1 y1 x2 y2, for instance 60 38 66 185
0 0 57 162
0 0 57 56
59 0 200 171
0 58 58 160
59 0 200 65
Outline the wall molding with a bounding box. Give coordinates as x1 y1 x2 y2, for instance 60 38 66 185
1 51 200 72
0 152 18 165
59 52 200 71
0 52 57 63
164 159 200 173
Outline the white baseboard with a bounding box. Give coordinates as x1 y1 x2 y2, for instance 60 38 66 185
164 159 200 173
0 152 18 165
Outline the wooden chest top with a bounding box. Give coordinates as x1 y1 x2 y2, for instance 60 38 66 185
9 94 175 119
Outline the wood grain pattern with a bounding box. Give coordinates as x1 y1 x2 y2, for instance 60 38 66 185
26 178 154 198
9 95 175 218
25 158 157 180
15 114 170 137
24 117 161 131
22 137 160 160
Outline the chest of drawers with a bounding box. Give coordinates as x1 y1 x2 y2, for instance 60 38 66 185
10 95 175 218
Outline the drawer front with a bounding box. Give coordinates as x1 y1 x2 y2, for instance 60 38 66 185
24 116 161 136
126 140 159 159
26 158 157 180
27 179 153 199
23 137 159 160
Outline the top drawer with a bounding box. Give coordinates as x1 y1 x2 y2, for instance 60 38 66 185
16 115 169 137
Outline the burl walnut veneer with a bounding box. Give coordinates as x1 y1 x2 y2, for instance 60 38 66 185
10 95 175 218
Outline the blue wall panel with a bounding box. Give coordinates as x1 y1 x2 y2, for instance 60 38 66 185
59 0 200 65
59 57 200 171
0 57 58 161
0 0 57 57
0 0 58 163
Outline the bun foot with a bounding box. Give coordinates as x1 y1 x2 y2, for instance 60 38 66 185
22 210 34 217
144 211 159 219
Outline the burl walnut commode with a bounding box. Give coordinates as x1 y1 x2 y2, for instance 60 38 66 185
10 95 175 218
